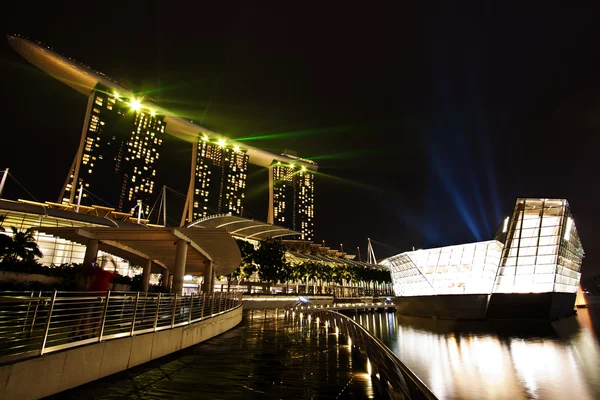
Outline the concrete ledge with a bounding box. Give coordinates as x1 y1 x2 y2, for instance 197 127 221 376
100 338 132 377
0 306 243 400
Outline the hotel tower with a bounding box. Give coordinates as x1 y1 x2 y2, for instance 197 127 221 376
60 85 165 215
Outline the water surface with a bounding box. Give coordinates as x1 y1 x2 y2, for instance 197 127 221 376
352 308 600 399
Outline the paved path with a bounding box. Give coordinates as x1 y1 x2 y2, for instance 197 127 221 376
50 309 380 399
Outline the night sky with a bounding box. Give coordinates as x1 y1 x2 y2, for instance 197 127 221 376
1 2 599 275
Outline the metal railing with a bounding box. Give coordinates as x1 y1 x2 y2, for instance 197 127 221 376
290 306 437 400
0 290 242 364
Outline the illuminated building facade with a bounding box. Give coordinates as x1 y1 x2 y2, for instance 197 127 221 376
493 198 583 294
268 155 315 241
383 198 584 297
192 136 248 219
384 240 503 296
61 84 165 215
381 198 584 320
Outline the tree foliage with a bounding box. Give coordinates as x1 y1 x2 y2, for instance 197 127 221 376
254 239 286 285
0 227 43 264
231 239 257 282
228 238 391 294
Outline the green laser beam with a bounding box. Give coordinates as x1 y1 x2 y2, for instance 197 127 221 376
235 125 357 142
236 121 404 142
307 148 385 161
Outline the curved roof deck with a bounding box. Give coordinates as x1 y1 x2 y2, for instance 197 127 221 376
286 251 385 270
33 227 240 277
0 199 240 276
188 214 300 241
7 35 317 171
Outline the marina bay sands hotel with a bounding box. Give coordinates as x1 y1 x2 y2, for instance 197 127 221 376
7 36 316 241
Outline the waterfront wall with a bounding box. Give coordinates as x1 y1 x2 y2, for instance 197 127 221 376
0 306 243 400
394 294 490 320
393 292 578 320
486 292 577 320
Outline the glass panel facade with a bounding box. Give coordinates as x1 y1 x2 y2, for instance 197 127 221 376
383 240 503 296
0 209 129 272
383 198 585 296
492 198 583 294
381 254 435 296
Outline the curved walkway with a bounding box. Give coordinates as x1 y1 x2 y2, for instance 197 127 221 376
52 309 377 399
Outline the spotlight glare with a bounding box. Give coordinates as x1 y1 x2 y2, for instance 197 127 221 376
129 98 141 111
218 138 226 147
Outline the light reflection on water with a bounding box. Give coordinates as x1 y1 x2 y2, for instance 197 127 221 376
352 308 600 400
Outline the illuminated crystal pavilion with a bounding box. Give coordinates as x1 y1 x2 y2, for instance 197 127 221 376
381 198 584 296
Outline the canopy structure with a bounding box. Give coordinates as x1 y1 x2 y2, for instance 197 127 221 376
33 227 241 277
286 251 385 270
188 214 300 241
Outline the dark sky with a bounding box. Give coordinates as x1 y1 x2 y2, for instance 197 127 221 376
1 2 599 276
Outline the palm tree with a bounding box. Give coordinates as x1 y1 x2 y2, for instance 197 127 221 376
1 227 42 264
289 263 304 293
0 215 10 262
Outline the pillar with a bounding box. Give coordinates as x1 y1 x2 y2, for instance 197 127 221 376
202 261 214 293
171 239 188 294
83 239 99 268
267 166 274 224
162 269 170 290
141 259 152 292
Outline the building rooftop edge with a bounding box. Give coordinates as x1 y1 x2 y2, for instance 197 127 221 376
7 35 318 171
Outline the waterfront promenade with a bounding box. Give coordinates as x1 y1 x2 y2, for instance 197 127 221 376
52 309 378 399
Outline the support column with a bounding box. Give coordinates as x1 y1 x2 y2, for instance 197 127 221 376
83 239 99 268
172 239 188 294
162 269 170 290
141 259 152 292
180 141 198 227
267 166 274 224
202 261 214 294
61 93 95 204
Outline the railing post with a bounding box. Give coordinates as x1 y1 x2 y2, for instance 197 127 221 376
201 293 205 319
188 293 194 324
218 292 222 313
210 293 215 315
153 293 162 331
171 294 178 328
30 290 42 334
98 291 111 342
130 292 140 336
39 289 57 355
22 290 34 333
